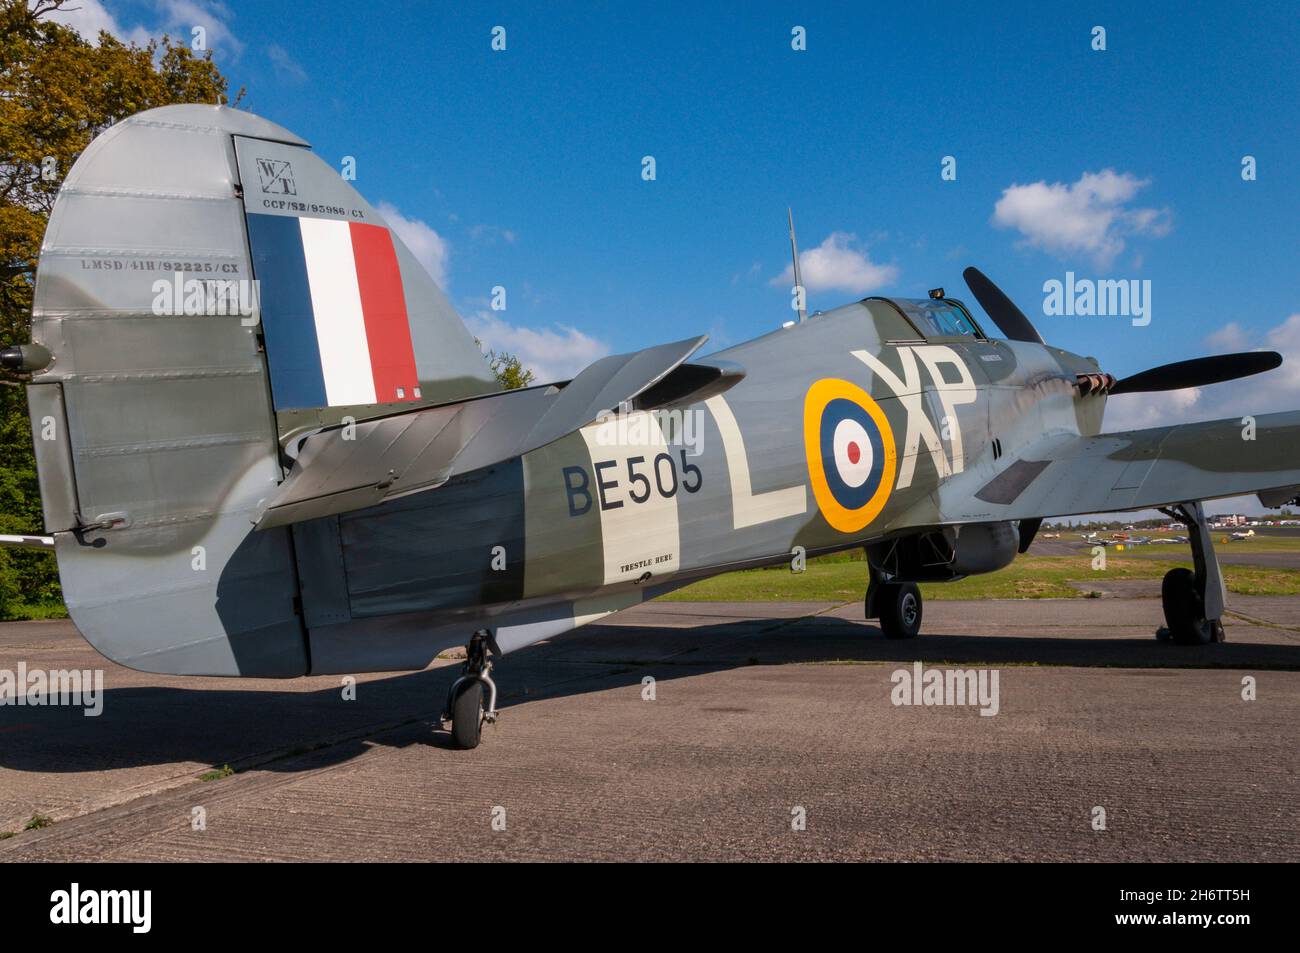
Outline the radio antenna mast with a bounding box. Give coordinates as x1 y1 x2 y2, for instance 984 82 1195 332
787 207 806 323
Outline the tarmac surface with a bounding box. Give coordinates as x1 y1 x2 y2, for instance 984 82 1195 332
1 594 1298 862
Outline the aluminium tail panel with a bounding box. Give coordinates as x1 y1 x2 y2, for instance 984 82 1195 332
29 105 310 675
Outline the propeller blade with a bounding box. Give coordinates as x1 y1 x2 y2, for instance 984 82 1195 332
961 266 1044 345
1110 351 1283 395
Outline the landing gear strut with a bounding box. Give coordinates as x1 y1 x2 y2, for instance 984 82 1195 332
866 579 923 639
1156 502 1227 645
441 630 499 749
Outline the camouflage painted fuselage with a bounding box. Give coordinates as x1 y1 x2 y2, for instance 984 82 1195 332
314 299 1103 664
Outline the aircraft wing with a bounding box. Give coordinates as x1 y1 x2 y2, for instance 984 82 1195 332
254 336 744 529
932 410 1300 523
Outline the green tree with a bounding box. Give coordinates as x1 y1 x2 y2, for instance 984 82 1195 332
476 338 536 390
0 0 235 619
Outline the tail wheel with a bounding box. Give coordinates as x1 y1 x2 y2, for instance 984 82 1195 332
1161 567 1211 645
879 582 923 639
450 679 485 749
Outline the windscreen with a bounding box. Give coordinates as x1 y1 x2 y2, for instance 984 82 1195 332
892 298 984 338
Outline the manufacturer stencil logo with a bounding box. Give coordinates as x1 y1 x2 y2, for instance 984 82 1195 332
255 157 296 195
50 883 151 933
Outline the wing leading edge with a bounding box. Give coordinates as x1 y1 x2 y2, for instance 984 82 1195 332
931 410 1300 523
254 336 746 529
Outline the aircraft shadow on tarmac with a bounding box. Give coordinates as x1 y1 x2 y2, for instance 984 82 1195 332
2 615 1297 775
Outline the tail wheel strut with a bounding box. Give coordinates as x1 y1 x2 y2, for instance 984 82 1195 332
441 629 499 749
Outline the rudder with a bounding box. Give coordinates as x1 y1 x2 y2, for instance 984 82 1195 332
23 104 495 675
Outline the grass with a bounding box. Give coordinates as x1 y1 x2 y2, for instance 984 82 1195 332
1220 567 1300 596
199 764 235 782
23 814 52 831
1203 534 1300 551
1100 534 1300 555
662 551 1300 603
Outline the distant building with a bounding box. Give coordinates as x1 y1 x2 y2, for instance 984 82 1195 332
1212 514 1248 527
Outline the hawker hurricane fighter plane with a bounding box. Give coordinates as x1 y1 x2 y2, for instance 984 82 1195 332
4 106 1298 748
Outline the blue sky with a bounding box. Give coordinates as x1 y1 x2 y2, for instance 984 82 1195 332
54 1 1300 511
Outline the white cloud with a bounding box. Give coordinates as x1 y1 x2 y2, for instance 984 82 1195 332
993 169 1171 267
466 312 610 383
1205 321 1250 352
468 224 516 245
154 0 243 55
266 43 306 83
35 0 243 55
35 0 129 44
1264 313 1300 354
770 232 898 295
1103 387 1203 432
1104 314 1300 432
376 200 450 290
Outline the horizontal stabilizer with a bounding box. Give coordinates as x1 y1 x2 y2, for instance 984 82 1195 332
255 336 726 528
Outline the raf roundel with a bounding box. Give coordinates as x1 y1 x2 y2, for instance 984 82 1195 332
803 378 897 533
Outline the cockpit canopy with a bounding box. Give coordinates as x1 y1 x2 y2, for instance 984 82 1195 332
868 296 985 339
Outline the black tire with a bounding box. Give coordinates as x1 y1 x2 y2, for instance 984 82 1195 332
450 679 484 749
1161 568 1211 645
879 582 923 639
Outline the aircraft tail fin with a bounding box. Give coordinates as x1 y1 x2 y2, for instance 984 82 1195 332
21 104 494 675
233 133 498 434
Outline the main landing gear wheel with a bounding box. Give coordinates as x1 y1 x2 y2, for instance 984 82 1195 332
878 582 923 639
1156 502 1228 646
1159 568 1223 645
441 630 499 750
